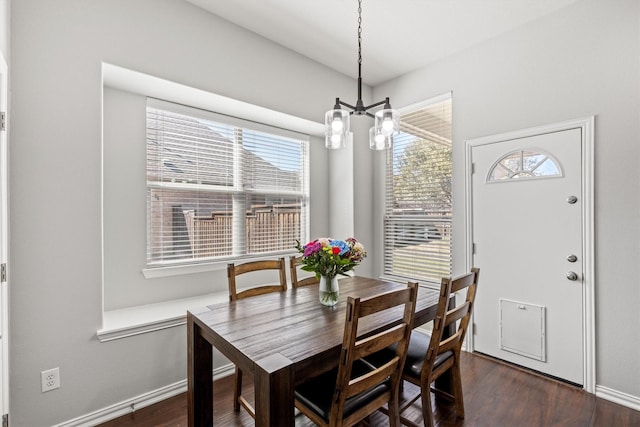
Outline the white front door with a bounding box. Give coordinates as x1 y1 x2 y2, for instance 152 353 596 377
469 124 589 386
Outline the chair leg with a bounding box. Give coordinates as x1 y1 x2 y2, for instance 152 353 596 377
388 387 401 427
451 360 465 419
421 380 435 427
233 366 242 413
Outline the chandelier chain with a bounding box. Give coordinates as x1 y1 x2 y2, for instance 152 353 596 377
357 0 362 67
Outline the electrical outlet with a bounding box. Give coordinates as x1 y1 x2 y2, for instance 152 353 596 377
41 367 60 392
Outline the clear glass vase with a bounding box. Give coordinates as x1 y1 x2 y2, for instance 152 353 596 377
319 275 339 306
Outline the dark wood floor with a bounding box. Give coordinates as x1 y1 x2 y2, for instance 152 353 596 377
98 352 640 426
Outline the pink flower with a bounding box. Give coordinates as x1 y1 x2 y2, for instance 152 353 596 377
303 241 322 257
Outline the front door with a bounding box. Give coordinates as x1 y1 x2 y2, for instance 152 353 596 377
469 123 589 386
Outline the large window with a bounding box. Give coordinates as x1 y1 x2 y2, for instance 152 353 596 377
146 99 309 267
384 95 452 284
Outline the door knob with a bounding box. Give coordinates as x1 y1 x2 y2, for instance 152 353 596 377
567 195 578 204
566 254 577 263
566 271 578 281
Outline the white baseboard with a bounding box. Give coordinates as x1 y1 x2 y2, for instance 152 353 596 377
595 384 640 412
54 364 235 427
52 363 640 426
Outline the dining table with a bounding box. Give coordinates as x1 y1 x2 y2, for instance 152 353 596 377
187 275 442 426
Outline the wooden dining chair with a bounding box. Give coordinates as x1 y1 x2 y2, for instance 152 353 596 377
294 282 419 427
370 268 480 427
226 257 288 417
289 255 320 288
227 258 287 301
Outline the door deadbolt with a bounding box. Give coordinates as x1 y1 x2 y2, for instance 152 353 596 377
566 254 578 263
566 271 578 281
567 195 578 204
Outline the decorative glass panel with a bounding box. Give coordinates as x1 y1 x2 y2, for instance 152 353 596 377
488 149 561 182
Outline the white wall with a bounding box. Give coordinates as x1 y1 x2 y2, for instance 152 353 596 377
9 0 371 425
374 0 640 401
0 0 8 61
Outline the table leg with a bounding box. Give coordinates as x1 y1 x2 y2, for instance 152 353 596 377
253 353 295 426
188 312 213 427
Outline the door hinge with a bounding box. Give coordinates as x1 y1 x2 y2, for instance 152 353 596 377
472 243 476 255
2 413 8 427
1 263 6 283
471 162 475 174
0 112 5 131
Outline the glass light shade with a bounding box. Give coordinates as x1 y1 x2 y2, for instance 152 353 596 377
369 126 391 150
374 108 399 137
326 132 347 149
325 109 349 149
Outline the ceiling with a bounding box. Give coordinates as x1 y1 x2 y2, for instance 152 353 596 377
185 0 581 86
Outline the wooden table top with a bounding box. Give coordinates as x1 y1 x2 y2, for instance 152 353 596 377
189 276 440 383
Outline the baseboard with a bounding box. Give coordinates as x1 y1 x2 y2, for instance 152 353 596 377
52 361 640 426
54 364 235 427
471 352 640 412
595 385 640 412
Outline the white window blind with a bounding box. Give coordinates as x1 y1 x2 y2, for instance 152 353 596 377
384 96 452 284
146 98 309 266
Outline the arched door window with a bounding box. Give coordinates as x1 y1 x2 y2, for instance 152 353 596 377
487 149 562 182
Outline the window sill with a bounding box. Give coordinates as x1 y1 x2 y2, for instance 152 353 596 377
142 252 298 279
142 261 228 279
97 292 229 342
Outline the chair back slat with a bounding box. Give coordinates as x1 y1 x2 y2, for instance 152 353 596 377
444 301 471 327
357 286 415 317
354 324 406 360
450 272 477 293
346 359 398 399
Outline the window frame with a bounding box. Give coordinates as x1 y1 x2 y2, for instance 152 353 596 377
382 93 453 286
144 98 310 275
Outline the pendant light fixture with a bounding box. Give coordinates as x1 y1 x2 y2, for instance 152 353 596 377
325 0 399 150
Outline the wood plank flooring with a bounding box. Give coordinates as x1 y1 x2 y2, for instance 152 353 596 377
97 352 640 426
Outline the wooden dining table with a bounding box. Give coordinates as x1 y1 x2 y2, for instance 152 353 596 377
187 275 441 426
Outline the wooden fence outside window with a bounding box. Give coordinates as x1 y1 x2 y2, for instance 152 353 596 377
183 204 301 258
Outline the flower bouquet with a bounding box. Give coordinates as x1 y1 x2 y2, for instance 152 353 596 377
295 237 367 306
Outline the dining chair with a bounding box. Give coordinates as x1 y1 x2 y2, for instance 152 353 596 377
294 282 419 427
289 255 320 288
227 258 287 301
226 257 288 417
369 268 480 427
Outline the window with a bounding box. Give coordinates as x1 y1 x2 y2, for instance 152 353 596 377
146 99 309 267
487 149 562 182
383 96 452 284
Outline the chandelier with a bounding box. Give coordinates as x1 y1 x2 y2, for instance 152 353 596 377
325 0 399 150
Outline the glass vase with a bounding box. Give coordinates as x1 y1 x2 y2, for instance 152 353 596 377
319 275 339 306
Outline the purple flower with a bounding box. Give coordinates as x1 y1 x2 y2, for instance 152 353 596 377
303 241 322 257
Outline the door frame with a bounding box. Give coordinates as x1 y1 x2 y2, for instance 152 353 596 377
0 51 7 418
464 117 595 392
